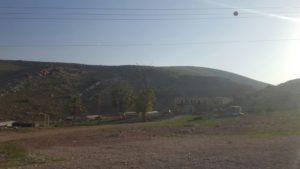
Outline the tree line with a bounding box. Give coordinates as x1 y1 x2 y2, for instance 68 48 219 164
111 83 155 121
69 83 156 122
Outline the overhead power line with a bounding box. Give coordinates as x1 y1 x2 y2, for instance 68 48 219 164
1 38 300 47
1 12 300 16
0 16 261 21
1 10 299 21
1 6 300 11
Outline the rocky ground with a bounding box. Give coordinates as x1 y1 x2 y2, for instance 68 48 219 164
2 113 300 169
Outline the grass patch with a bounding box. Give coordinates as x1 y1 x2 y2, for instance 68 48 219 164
242 130 300 138
0 143 27 160
0 142 45 169
0 63 21 72
193 118 224 127
144 115 198 128
104 132 120 138
143 115 222 129
54 120 103 128
240 110 300 138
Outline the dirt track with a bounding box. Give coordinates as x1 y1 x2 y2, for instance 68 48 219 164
3 115 300 169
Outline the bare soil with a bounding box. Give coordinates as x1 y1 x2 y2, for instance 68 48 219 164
2 115 300 169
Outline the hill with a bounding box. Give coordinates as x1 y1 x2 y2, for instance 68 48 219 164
161 66 268 90
0 60 268 120
239 79 300 112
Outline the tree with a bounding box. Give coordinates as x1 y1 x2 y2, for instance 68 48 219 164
70 95 83 119
111 83 133 115
135 89 155 121
91 94 102 114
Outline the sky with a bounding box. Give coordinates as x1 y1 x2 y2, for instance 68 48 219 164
0 0 300 84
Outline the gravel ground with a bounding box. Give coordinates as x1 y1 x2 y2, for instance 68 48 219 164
18 136 300 169
3 115 300 169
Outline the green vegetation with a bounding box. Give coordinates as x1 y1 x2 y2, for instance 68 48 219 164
0 63 21 71
110 85 156 121
0 143 27 160
0 60 264 121
2 60 300 131
135 89 156 121
245 130 300 138
111 83 133 115
144 115 196 128
142 110 300 138
240 110 300 138
144 115 221 128
0 142 45 168
239 79 300 113
69 95 84 117
162 66 268 90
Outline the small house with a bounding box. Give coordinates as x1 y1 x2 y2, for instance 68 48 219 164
223 106 244 116
0 121 16 128
86 115 102 121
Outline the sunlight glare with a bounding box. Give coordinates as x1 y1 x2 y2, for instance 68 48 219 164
282 23 300 82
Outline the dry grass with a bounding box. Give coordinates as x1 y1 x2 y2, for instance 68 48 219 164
2 111 300 168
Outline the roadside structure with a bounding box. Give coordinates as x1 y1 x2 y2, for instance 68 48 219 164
0 121 16 128
174 97 233 114
86 115 101 121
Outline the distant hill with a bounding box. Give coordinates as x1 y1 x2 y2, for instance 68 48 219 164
161 66 268 90
239 79 300 112
0 60 268 120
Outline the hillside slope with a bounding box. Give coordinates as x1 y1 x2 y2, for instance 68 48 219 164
161 66 268 90
239 79 300 112
0 60 268 120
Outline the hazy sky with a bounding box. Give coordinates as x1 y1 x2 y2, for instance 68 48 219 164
1 0 300 84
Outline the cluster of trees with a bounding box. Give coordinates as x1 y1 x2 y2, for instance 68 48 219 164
111 83 156 121
68 83 156 122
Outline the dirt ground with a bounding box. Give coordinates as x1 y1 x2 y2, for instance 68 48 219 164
2 114 300 169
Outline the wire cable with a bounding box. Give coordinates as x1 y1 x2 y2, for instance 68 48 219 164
1 38 299 47
1 6 300 11
1 12 300 16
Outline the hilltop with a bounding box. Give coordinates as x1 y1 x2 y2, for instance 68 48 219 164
161 66 267 90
